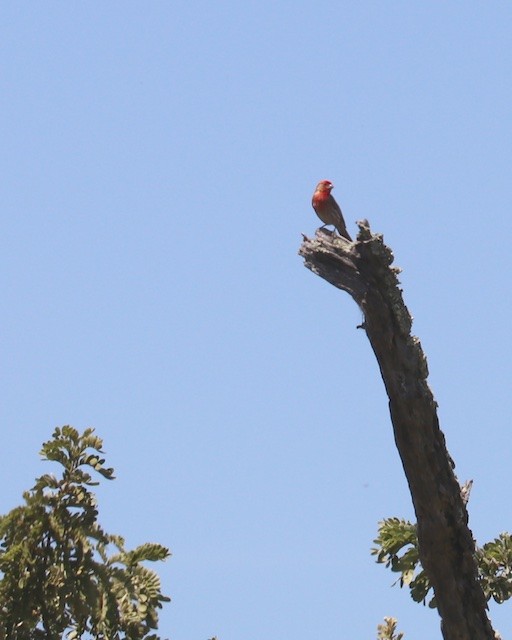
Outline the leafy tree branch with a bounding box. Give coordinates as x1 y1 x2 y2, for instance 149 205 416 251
0 426 170 640
373 518 512 608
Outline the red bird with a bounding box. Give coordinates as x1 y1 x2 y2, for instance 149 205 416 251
311 180 352 241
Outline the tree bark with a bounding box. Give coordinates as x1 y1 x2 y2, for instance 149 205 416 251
299 222 495 640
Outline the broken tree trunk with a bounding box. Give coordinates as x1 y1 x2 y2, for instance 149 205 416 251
299 222 495 640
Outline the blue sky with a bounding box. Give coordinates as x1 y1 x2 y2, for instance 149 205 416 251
2 2 511 639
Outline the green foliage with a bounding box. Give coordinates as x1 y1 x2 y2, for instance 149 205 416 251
0 426 170 640
372 518 435 607
377 617 404 640
477 534 512 604
373 518 512 608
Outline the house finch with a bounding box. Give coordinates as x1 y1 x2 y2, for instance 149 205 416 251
311 180 352 241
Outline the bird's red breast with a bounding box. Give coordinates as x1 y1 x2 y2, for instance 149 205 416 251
312 180 334 210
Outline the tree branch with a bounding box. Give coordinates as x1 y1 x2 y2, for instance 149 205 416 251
299 222 495 640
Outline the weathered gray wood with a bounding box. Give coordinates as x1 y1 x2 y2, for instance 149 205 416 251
299 222 495 640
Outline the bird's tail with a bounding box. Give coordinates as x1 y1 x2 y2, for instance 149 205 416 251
336 223 352 242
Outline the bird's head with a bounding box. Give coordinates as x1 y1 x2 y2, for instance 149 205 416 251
315 180 334 193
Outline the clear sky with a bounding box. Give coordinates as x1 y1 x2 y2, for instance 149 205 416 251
2 2 511 639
